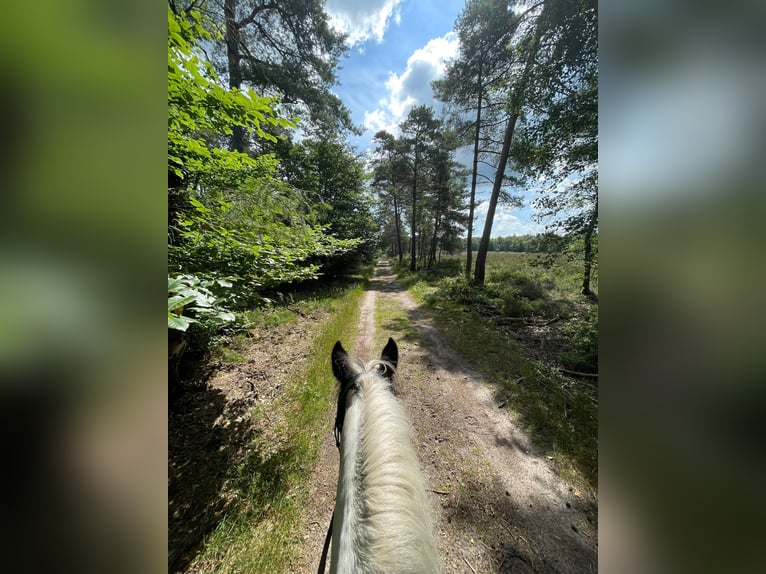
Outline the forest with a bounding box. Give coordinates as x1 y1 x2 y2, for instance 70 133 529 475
168 0 596 372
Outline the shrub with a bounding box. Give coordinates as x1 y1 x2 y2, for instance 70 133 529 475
500 290 533 317
436 276 501 306
168 274 236 333
488 269 548 301
168 274 240 389
560 307 598 373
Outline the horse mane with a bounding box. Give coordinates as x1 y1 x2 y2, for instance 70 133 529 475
331 357 440 573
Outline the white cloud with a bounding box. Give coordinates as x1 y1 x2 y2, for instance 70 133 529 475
363 32 459 136
473 201 545 237
362 108 393 134
326 0 404 47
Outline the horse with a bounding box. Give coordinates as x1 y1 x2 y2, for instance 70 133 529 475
325 337 441 574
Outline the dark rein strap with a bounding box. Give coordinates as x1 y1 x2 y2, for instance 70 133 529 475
317 511 334 574
318 381 358 574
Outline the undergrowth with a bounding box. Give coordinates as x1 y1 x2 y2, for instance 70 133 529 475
560 306 598 373
186 275 368 573
174 264 374 388
391 253 598 488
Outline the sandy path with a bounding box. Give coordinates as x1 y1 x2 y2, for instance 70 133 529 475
292 261 597 573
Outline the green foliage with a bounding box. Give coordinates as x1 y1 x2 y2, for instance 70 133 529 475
168 177 360 307
168 7 362 320
436 275 501 306
488 268 551 300
399 251 593 328
167 7 293 182
206 0 356 138
168 274 236 332
276 138 379 267
560 307 598 373
470 233 569 253
412 255 559 319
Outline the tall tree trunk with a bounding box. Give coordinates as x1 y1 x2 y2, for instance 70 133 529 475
224 0 245 152
428 213 440 269
474 113 518 285
581 198 598 300
466 62 484 278
410 153 418 271
392 183 403 265
393 196 403 265
473 29 539 285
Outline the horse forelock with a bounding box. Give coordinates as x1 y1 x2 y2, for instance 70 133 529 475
338 359 396 402
363 358 397 373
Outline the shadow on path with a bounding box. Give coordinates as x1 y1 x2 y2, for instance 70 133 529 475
372 259 598 573
168 383 298 572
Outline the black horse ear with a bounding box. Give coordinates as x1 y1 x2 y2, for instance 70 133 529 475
332 341 351 384
380 337 398 370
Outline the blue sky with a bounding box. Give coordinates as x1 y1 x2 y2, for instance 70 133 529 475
324 0 545 237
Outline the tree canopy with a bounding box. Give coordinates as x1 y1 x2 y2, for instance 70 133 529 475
372 108 468 271
176 0 358 149
432 0 597 293
167 6 371 339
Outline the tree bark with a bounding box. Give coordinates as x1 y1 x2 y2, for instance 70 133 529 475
473 28 539 285
410 150 419 271
390 162 403 265
428 213 440 269
224 0 245 152
474 112 518 285
466 61 484 278
393 196 403 265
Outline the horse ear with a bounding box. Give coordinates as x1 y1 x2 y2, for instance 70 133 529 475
381 337 398 370
332 341 351 384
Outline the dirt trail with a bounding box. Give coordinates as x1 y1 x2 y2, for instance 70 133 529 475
293 261 597 573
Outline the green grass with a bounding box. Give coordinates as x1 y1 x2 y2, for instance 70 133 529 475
398 252 598 373
390 252 598 489
187 277 368 573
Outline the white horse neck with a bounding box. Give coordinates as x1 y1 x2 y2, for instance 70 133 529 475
330 370 440 574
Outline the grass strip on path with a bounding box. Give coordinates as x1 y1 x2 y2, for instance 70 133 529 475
187 277 367 573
